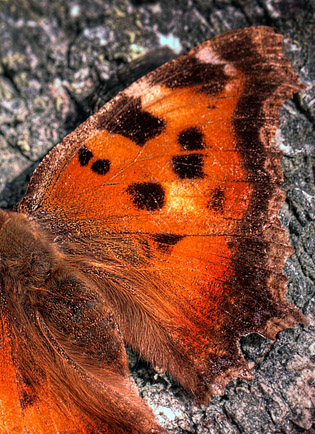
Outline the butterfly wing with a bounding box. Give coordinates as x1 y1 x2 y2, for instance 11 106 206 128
18 26 304 404
0 311 96 434
0 309 166 434
0 211 165 434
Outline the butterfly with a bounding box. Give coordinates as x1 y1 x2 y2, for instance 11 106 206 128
0 26 305 434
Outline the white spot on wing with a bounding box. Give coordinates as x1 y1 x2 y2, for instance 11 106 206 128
196 47 236 77
224 63 237 76
125 80 165 107
195 46 224 64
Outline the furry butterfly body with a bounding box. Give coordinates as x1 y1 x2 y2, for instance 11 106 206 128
0 27 304 433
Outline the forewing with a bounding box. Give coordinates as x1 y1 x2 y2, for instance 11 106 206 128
19 26 304 401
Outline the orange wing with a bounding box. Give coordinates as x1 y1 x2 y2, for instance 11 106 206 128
17 26 304 415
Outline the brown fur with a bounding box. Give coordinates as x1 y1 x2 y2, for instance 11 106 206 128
40 216 202 395
0 210 166 434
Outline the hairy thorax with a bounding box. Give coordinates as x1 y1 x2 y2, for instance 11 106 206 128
0 210 61 302
0 209 146 432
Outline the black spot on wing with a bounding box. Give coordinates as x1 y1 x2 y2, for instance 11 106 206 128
178 127 206 151
91 159 110 175
172 154 205 179
96 95 166 146
208 187 225 212
149 55 228 95
127 182 165 211
151 233 185 253
78 145 93 166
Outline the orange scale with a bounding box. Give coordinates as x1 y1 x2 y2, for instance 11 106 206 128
218 185 252 219
204 150 244 176
0 319 85 434
85 130 139 162
165 181 209 215
204 161 232 181
163 239 232 287
0 319 24 432
147 86 241 145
